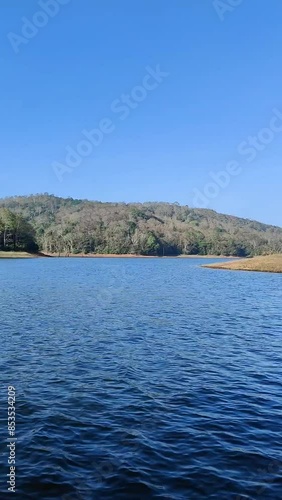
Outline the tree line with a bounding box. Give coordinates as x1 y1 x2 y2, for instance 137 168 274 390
1 195 282 256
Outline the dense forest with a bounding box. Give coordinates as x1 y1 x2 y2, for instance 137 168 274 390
1 194 282 257
0 207 38 253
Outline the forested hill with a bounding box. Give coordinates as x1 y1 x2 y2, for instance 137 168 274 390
1 194 282 257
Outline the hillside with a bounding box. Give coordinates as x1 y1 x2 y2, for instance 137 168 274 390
0 194 282 257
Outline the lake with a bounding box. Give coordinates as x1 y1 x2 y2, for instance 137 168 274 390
1 257 282 499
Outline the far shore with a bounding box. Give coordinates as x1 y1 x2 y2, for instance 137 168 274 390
202 254 282 274
0 251 238 260
41 253 238 259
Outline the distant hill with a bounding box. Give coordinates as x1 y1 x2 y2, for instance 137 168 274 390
0 194 282 257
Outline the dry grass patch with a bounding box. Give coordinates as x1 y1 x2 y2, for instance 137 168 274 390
203 254 282 273
0 252 39 259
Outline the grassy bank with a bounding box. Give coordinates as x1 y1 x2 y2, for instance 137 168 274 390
0 252 40 259
203 254 282 273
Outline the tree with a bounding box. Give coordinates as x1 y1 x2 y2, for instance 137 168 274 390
1 195 281 256
0 208 38 252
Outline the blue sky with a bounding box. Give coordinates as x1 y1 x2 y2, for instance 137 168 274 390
1 0 282 225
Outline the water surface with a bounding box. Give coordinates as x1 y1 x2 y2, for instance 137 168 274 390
1 258 282 499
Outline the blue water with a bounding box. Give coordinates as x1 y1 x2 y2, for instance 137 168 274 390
1 258 282 499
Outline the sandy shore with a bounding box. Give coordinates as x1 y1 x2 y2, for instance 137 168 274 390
202 254 282 273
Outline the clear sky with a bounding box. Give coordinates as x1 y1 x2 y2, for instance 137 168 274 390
1 0 282 225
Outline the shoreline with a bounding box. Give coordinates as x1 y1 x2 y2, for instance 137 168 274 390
41 253 238 259
0 251 238 260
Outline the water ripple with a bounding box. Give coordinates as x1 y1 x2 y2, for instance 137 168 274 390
0 258 282 499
